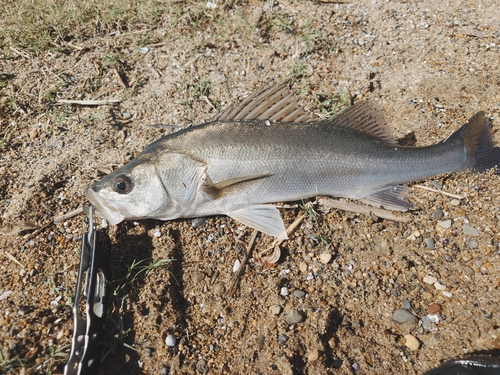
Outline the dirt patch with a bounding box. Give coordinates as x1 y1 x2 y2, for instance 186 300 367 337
1 1 500 374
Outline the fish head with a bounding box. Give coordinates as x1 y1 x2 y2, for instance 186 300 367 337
85 153 177 224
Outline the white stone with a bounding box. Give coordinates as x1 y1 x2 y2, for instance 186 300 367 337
434 282 446 291
233 259 241 273
319 253 332 264
165 334 176 347
423 275 438 284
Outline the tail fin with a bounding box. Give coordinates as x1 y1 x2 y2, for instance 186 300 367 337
446 111 500 173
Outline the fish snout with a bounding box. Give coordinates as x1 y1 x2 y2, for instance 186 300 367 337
85 187 125 225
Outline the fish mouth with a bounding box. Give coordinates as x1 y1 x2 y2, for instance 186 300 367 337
85 187 125 225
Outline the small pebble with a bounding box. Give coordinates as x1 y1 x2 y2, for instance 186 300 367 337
444 254 453 262
402 298 412 310
319 253 332 264
465 239 478 249
213 282 225 296
191 217 206 228
425 238 435 248
139 47 149 54
392 309 418 324
269 305 282 315
431 181 443 190
285 309 306 324
190 271 205 284
294 290 306 298
427 314 440 324
56 330 64 340
450 199 460 206
463 224 480 236
434 282 446 291
431 209 444 220
233 259 241 273
280 287 289 296
404 334 420 351
165 334 176 347
423 275 438 284
122 111 132 119
278 334 289 344
196 359 207 373
308 349 319 361
299 262 308 272
422 317 432 330
160 366 169 375
428 304 442 314
442 290 453 298
437 220 452 229
153 229 161 238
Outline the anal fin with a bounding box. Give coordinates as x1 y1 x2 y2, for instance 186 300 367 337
227 205 288 239
360 185 416 211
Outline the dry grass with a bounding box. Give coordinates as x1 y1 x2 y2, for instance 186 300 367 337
0 0 183 52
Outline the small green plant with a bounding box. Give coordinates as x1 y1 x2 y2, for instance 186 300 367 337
318 86 351 118
300 201 318 225
0 349 26 372
191 79 211 98
111 258 172 296
43 344 70 375
318 234 330 245
292 61 309 79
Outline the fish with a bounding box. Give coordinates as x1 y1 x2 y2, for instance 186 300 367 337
85 84 500 239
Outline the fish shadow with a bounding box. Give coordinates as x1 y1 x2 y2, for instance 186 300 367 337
100 222 190 374
397 131 417 146
100 223 155 374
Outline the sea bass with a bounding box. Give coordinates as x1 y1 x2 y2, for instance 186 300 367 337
86 84 500 238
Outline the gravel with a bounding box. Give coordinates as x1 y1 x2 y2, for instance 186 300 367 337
293 289 306 298
392 309 419 324
285 309 306 325
463 224 480 236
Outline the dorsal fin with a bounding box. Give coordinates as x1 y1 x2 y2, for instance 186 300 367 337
215 84 316 123
325 101 397 145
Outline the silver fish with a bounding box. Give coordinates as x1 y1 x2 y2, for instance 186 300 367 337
86 84 500 238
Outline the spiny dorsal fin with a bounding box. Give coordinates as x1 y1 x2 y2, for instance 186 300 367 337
325 101 397 145
215 84 316 123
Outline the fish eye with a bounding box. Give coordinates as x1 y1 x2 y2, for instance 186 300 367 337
113 175 133 194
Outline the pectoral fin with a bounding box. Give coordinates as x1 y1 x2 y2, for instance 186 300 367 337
227 205 288 239
204 173 273 199
360 185 416 211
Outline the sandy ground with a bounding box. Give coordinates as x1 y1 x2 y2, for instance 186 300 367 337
1 0 500 374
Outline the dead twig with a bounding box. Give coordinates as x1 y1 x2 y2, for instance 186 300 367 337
414 184 466 199
22 220 54 244
318 197 411 223
56 99 121 105
3 251 24 268
226 230 259 297
54 207 84 223
113 67 128 88
9 46 30 59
